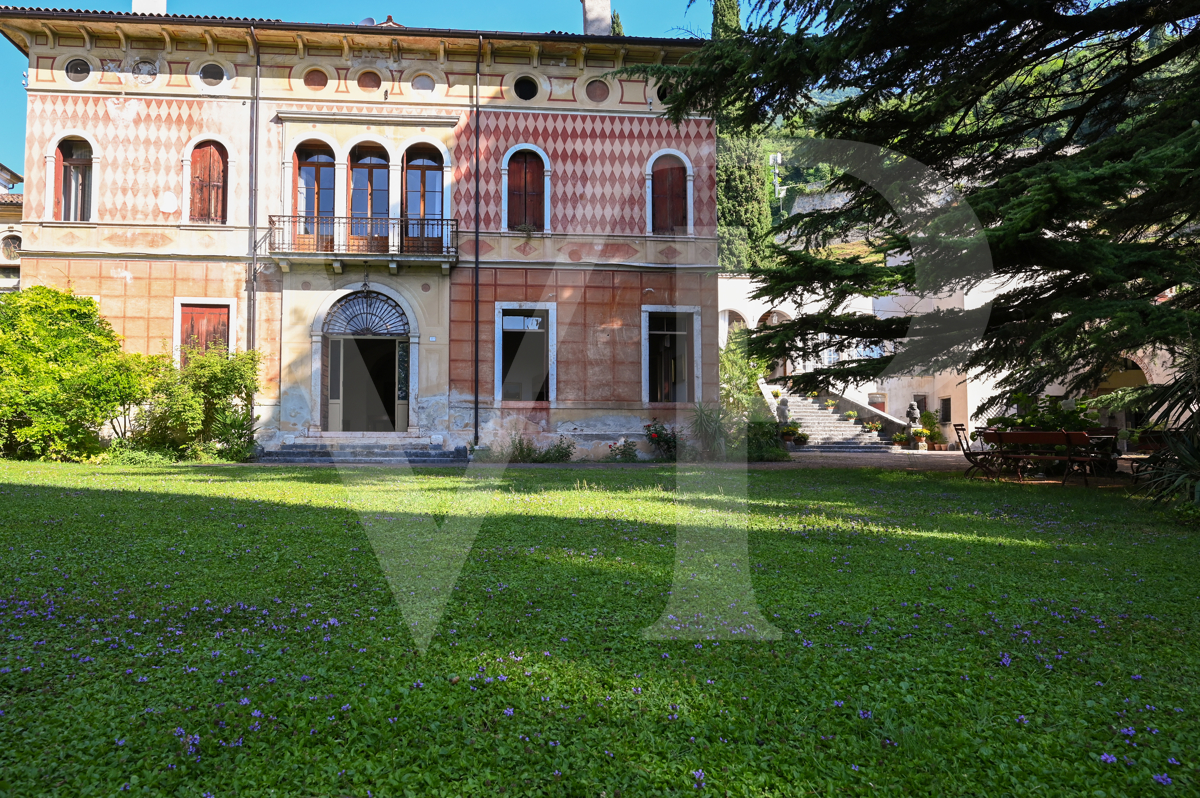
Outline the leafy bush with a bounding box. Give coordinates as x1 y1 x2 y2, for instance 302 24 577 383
92 440 178 467
892 432 909 443
0 287 123 458
987 393 1101 432
606 439 640 462
741 420 789 462
537 435 576 463
475 433 575 463
919 410 947 444
137 344 261 451
718 331 771 417
644 419 681 460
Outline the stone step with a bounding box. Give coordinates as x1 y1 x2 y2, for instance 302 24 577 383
255 457 469 466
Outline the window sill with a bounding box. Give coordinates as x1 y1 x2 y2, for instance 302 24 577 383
41 221 97 228
497 401 552 409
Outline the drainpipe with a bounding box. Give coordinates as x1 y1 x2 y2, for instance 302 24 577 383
473 35 482 446
247 26 261 412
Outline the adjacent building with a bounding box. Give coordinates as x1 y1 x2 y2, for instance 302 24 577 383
0 3 719 456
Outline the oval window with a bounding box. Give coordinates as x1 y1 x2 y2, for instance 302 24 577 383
585 79 610 103
411 74 435 92
303 69 329 91
513 76 538 101
199 63 225 86
357 71 382 92
657 85 673 103
65 59 91 82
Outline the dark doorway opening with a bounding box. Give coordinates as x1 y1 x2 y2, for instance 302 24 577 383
343 338 397 432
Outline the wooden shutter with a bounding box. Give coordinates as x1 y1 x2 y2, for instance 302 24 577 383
507 152 527 229
53 144 64 221
191 142 227 223
652 157 687 235
180 304 230 363
523 155 543 231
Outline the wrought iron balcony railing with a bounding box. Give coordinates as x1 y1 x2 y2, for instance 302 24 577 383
267 216 459 260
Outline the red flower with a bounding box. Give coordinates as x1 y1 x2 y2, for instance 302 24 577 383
651 433 658 438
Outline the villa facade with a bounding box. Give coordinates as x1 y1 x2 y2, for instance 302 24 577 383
0 4 718 456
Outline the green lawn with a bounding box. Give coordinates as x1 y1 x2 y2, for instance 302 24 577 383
0 462 1195 796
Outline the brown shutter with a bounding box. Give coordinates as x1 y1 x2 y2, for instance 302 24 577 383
507 152 527 228
652 157 687 235
190 143 209 223
191 142 228 223
180 304 230 364
53 144 63 221
524 155 544 231
668 163 687 233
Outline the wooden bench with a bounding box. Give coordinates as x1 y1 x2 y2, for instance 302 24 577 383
954 424 1119 485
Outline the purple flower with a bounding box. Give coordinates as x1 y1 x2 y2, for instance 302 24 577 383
1120 727 1135 736
1153 774 1172 785
1168 758 1180 765
503 708 514 716
851 764 859 771
1100 753 1116 763
833 700 844 708
1017 715 1028 724
1132 674 1142 680
858 709 872 719
115 738 125 746
1000 653 1011 667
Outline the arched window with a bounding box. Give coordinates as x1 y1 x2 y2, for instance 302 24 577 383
55 138 92 222
404 145 443 254
294 141 336 249
189 141 228 224
507 150 544 231
349 144 389 252
404 145 442 219
651 154 687 235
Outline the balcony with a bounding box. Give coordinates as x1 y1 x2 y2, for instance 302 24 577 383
267 216 458 270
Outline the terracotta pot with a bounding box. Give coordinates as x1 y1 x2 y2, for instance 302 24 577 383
781 433 795 442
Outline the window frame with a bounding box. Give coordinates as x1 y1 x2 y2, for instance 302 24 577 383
189 140 229 224
501 145 551 233
641 304 702 404
54 138 93 223
494 301 557 405
644 150 694 237
173 297 237 365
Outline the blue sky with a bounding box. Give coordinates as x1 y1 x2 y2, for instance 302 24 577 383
0 0 707 190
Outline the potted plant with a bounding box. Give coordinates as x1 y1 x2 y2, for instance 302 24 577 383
779 423 800 442
843 410 859 420
771 389 782 399
808 391 820 398
891 432 909 447
862 420 883 433
824 398 839 410
793 431 810 446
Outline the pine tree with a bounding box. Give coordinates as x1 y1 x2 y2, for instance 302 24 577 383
639 1 1200 411
710 0 774 274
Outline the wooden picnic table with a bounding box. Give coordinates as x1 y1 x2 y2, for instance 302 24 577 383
953 424 1121 485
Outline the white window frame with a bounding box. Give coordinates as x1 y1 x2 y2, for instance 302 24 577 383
45 131 101 223
495 301 557 405
500 144 552 234
173 296 238 365
642 304 702 404
644 149 695 237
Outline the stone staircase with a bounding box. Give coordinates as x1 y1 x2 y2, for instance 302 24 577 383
774 392 893 453
257 435 469 466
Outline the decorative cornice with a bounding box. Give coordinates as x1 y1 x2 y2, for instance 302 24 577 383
274 110 462 127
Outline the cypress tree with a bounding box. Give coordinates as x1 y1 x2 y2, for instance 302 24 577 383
711 0 774 274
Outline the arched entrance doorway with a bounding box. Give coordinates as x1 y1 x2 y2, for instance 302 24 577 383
322 290 412 432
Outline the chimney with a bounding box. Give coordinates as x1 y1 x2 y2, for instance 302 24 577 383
581 0 612 36
132 0 167 14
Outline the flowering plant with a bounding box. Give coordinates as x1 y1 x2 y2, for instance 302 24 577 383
824 399 839 409
843 410 859 420
862 420 883 432
891 431 910 443
643 419 680 460
911 428 929 438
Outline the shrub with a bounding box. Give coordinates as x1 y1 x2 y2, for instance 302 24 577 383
211 404 260 463
0 287 123 458
92 439 178 467
688 404 728 460
719 331 771 417
919 410 947 444
606 439 640 462
892 432 910 443
743 420 789 462
536 435 576 463
644 419 680 460
137 344 261 451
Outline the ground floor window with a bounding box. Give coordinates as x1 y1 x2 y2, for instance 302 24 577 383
499 308 550 402
646 311 694 403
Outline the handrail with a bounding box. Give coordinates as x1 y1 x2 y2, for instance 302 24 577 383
267 215 459 259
